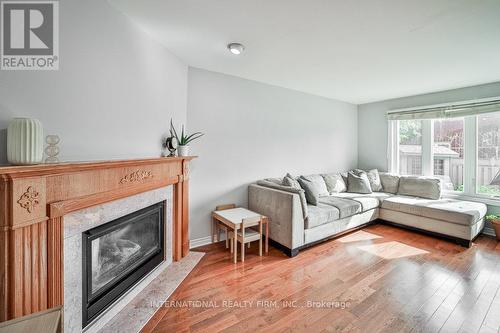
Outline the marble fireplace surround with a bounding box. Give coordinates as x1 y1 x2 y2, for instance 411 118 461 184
63 186 203 333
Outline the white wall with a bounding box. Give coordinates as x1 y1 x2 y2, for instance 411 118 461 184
187 68 358 240
0 0 187 164
358 82 500 171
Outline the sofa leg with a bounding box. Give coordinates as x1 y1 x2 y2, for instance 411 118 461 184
456 238 472 248
289 248 299 257
267 238 299 257
281 247 299 257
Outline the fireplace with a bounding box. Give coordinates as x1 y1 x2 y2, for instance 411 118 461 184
82 202 165 327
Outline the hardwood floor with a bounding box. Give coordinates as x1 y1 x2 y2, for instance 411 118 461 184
145 225 500 333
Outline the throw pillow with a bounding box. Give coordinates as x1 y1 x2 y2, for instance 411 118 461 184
379 173 400 194
341 172 348 185
297 177 320 205
397 176 441 199
265 177 283 185
352 169 365 175
322 173 347 193
347 171 373 194
300 174 329 196
283 175 301 190
366 169 382 191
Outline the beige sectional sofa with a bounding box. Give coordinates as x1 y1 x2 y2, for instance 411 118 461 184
248 171 487 257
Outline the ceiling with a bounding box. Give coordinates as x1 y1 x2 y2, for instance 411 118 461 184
109 0 500 104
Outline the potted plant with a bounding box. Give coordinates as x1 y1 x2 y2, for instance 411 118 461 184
485 214 500 240
170 119 204 157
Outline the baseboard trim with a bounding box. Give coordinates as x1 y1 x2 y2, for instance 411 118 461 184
189 236 212 249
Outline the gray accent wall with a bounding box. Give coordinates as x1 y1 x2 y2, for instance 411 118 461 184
0 0 187 164
358 81 500 171
187 68 358 240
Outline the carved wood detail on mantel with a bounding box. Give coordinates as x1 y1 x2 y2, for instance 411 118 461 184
119 169 154 184
0 156 195 322
17 186 40 213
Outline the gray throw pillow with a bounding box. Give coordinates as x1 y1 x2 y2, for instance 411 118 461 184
322 173 347 193
352 169 365 176
397 176 441 199
366 169 382 191
300 174 329 196
347 171 373 194
379 173 400 194
257 180 301 193
341 172 348 185
297 177 320 205
265 177 283 185
283 175 301 190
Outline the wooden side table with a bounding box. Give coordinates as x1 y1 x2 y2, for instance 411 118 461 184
212 207 269 263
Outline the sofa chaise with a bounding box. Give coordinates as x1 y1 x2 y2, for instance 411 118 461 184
248 170 487 257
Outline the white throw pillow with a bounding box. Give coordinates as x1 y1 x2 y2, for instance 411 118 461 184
321 173 347 193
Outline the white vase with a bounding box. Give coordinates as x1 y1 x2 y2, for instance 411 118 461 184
177 145 190 157
7 118 44 165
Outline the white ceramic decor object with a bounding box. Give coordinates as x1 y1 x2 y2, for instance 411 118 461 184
7 118 44 165
177 145 190 157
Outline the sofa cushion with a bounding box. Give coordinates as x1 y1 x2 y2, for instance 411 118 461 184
305 204 340 229
381 195 487 226
300 174 329 196
330 192 393 212
380 173 400 194
398 176 441 199
318 196 362 218
297 177 321 205
322 173 347 193
347 172 372 194
366 169 382 191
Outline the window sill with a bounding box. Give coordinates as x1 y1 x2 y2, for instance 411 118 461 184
442 192 500 206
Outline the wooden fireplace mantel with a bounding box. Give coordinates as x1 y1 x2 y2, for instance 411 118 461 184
0 156 195 322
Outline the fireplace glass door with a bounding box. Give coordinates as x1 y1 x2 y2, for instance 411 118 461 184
82 202 165 327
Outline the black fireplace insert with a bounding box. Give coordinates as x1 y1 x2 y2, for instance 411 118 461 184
82 202 165 327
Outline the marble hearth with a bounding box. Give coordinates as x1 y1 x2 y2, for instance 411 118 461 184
63 186 203 333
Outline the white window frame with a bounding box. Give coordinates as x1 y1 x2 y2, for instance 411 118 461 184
389 115 500 206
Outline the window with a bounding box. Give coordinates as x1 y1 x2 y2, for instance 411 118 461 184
434 159 444 175
390 108 500 199
433 118 464 192
477 113 500 196
398 120 422 175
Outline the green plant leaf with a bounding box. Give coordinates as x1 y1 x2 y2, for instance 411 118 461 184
170 119 179 142
185 133 204 144
185 132 203 141
169 119 204 146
